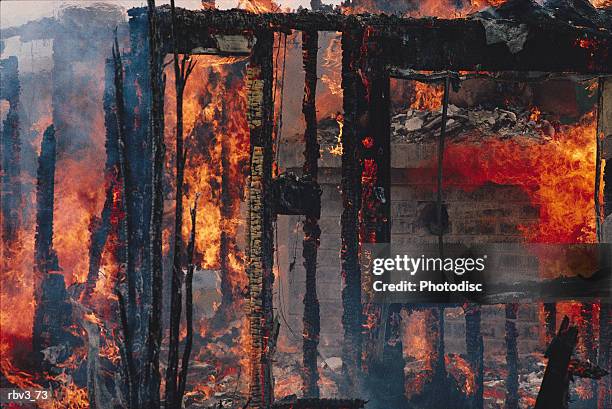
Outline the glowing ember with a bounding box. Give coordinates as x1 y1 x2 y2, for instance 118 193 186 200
328 113 344 155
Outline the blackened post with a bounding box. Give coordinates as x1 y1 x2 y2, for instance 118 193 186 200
361 30 402 406
464 303 484 409
123 9 156 394
246 29 275 409
362 38 391 246
505 303 519 409
543 303 557 342
34 125 59 281
32 124 61 358
340 22 366 397
166 0 196 404
301 29 321 399
581 303 598 406
0 56 21 249
85 57 121 303
535 316 578 409
146 1 165 407
599 76 612 409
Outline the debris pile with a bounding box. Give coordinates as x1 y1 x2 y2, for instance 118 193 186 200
390 105 551 143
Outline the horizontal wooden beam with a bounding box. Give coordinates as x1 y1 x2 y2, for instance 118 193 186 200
126 6 612 74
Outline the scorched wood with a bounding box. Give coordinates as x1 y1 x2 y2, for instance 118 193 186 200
166 0 196 405
340 21 366 398
599 76 612 409
124 5 612 74
505 303 519 409
0 56 21 249
464 303 484 409
301 28 321 399
360 37 405 408
246 29 275 409
34 125 59 280
84 56 123 303
535 316 578 409
145 0 165 406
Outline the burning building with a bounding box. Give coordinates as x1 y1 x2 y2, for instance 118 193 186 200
1 1 612 409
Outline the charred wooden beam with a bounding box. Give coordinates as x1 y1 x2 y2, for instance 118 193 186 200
112 2 166 406
166 1 196 405
84 57 122 303
433 306 447 386
361 30 391 244
219 124 233 312
111 38 138 409
301 29 321 399
340 22 366 398
464 303 484 409
361 33 404 407
116 10 158 396
246 29 275 409
34 125 59 279
177 198 198 405
580 302 598 406
598 301 611 408
568 358 608 379
543 302 557 342
599 75 612 409
126 6 612 74
32 125 68 363
535 316 578 409
0 56 21 248
376 303 405 408
145 0 165 406
272 398 366 409
32 273 73 369
505 303 519 409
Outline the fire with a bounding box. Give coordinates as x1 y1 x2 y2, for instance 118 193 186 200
445 354 476 395
54 152 105 284
405 0 508 18
591 0 612 7
402 309 434 370
1 0 607 406
328 113 344 155
438 110 600 244
411 81 444 111
163 54 251 396
529 106 541 122
239 0 278 13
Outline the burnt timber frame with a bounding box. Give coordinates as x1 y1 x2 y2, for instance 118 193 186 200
125 5 612 407
129 6 612 73
0 57 21 249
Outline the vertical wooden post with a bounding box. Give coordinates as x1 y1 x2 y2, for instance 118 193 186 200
33 125 59 286
246 29 275 409
32 125 61 358
301 29 321 399
543 303 557 341
0 56 21 249
464 303 484 409
598 76 612 409
505 303 519 409
361 29 404 406
535 316 577 409
340 22 366 397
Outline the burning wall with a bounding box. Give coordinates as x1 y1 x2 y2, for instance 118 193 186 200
1 1 611 408
1 4 125 396
274 66 605 405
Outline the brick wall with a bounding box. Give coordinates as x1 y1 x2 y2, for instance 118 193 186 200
275 140 545 361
